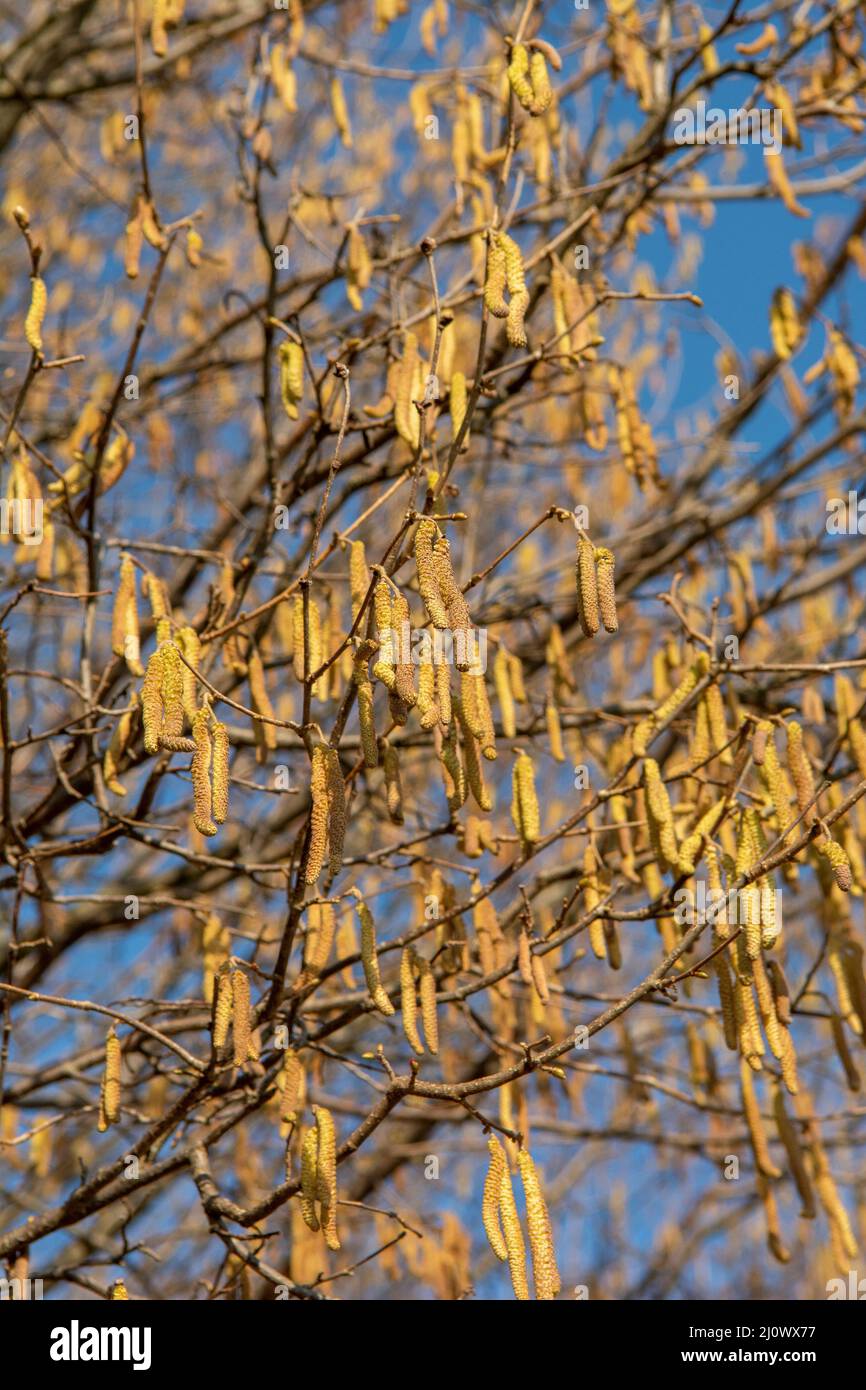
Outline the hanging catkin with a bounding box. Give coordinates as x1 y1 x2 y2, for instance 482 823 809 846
211 721 230 823
633 654 705 756
594 547 618 633
191 707 217 836
314 1105 341 1251
482 1136 509 1261
500 232 529 348
278 340 304 420
353 654 379 767
484 232 508 318
231 969 252 1067
300 1125 320 1232
417 954 439 1054
517 1148 560 1300
497 1148 530 1300
786 721 816 825
25 275 47 355
98 1026 121 1131
415 517 449 628
494 645 517 739
511 751 540 849
576 536 600 637
212 964 233 1050
324 746 346 877
111 553 143 675
304 744 329 883
357 899 395 1015
432 534 473 670
400 947 424 1054
740 1059 781 1178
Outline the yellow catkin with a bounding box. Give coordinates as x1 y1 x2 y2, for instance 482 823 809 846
578 536 600 639
314 1105 340 1251
304 901 336 976
278 340 304 420
278 1049 303 1126
248 643 277 758
583 842 607 961
506 43 535 111
25 276 47 354
772 1083 815 1217
484 233 508 318
111 553 143 675
176 625 200 724
494 645 517 739
594 547 618 633
417 955 439 1054
382 740 404 824
212 965 233 1049
511 751 540 848
300 1125 320 1231
325 746 346 877
500 232 529 347
191 707 217 836
160 642 184 742
400 947 424 1055
498 1155 530 1300
517 1148 560 1300
483 1137 509 1261
231 969 251 1068
450 369 468 447
432 535 473 670
545 699 565 762
141 649 164 755
358 900 395 1015
354 658 379 767
346 225 371 310
786 721 816 825
528 50 553 114
643 757 679 869
330 77 352 147
349 539 369 618
98 1027 121 1131
211 722 229 824
304 744 329 883
392 592 416 708
817 837 853 892
415 517 449 628
740 1059 781 1178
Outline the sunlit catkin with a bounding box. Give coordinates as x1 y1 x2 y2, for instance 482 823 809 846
314 1104 340 1250
141 649 163 755
25 276 47 354
517 1148 560 1300
576 537 599 637
483 1137 509 1261
278 340 304 420
304 744 329 884
400 947 424 1054
112 553 142 675
740 1059 781 1179
325 746 346 877
212 965 233 1050
211 722 229 824
330 77 352 147
511 751 540 849
484 232 508 318
98 1026 121 1131
498 1154 530 1300
357 900 395 1015
300 1125 320 1232
231 969 251 1067
191 707 217 837
786 720 816 826
595 547 618 633
417 954 439 1054
415 517 449 628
